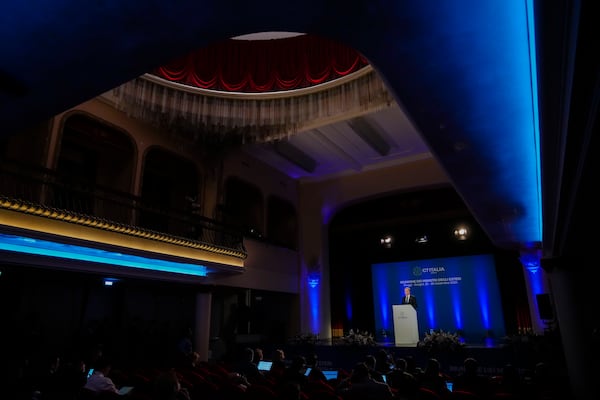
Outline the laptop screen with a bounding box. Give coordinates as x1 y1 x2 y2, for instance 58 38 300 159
322 370 338 380
257 360 273 371
118 386 134 396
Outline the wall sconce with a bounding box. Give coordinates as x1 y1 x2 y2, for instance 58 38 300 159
520 245 542 273
307 272 320 288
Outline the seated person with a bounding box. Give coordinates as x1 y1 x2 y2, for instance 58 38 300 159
83 357 119 394
84 357 133 397
234 347 261 382
281 356 309 389
153 369 190 400
337 362 393 400
453 357 492 399
386 358 418 398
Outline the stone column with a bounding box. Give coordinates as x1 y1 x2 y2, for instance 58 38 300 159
193 291 212 362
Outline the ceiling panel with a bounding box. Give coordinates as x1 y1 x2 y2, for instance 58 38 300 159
243 104 433 181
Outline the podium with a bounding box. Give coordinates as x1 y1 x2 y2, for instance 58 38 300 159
392 304 419 346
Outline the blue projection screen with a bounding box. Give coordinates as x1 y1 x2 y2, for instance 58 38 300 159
372 254 505 344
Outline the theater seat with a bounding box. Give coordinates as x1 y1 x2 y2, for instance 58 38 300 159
449 390 482 399
416 387 443 400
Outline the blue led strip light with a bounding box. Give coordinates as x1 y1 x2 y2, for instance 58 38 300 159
0 233 207 277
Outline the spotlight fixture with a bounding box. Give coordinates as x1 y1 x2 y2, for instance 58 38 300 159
415 235 429 244
453 225 469 240
380 235 393 248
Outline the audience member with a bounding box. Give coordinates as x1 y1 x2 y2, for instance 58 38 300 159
188 351 201 369
83 357 119 394
226 372 250 392
405 355 423 381
234 347 261 382
175 327 193 367
268 348 287 383
453 357 492 399
253 347 264 365
35 354 62 400
307 366 329 385
374 349 394 375
306 352 319 368
523 361 568 400
364 354 384 383
493 363 524 398
337 362 393 400
386 358 418 400
57 356 87 400
418 358 450 398
273 348 286 364
282 355 309 389
153 369 190 400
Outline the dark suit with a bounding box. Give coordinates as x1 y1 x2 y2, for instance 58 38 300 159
401 295 417 310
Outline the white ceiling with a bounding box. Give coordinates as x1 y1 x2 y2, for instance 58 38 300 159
242 103 434 182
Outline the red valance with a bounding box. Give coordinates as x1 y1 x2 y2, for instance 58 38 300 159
153 34 369 93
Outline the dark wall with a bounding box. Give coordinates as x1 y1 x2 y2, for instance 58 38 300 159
0 265 197 369
0 262 297 371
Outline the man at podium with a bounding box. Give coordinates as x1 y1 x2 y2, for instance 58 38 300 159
401 287 418 310
394 288 419 346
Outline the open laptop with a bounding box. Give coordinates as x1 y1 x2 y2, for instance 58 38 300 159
322 369 338 381
118 386 134 396
257 360 272 372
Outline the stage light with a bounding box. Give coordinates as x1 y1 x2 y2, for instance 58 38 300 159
453 225 469 240
380 235 393 248
415 235 429 244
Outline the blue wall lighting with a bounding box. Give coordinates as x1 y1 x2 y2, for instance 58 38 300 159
0 233 207 277
307 272 320 288
307 272 321 334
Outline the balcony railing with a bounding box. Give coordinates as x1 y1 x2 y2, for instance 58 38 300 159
0 159 245 254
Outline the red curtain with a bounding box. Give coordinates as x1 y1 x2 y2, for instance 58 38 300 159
153 34 369 93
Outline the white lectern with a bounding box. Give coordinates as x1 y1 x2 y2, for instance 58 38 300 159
392 304 419 346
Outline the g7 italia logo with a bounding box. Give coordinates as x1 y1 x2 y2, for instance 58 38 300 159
412 266 422 276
